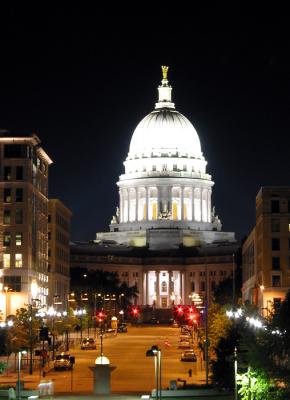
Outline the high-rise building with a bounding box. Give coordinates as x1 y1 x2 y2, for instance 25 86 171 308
71 67 238 310
48 199 72 307
242 187 290 315
0 131 52 318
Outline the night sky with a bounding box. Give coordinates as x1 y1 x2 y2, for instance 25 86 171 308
0 5 290 242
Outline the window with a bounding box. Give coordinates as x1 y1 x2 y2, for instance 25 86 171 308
3 233 11 247
16 188 23 202
16 166 23 180
200 271 206 277
3 254 10 268
200 281 205 291
4 166 12 180
288 200 290 213
183 165 187 171
272 238 280 251
272 275 281 287
4 188 12 203
271 219 280 232
3 210 11 224
161 281 167 292
271 200 280 213
191 281 195 292
4 144 26 158
15 254 22 268
16 233 22 246
48 214 51 223
3 276 21 292
48 232 51 240
15 209 23 224
173 164 177 171
210 271 216 276
189 272 195 277
272 257 280 270
152 165 156 171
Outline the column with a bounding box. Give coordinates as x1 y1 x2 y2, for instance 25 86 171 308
207 189 211 223
125 189 130 222
168 186 172 216
146 271 149 304
191 187 195 222
169 271 173 305
143 272 146 304
179 271 182 304
157 186 161 217
156 271 160 308
181 186 184 221
119 189 123 223
136 187 139 222
182 272 185 305
200 189 202 223
146 187 149 221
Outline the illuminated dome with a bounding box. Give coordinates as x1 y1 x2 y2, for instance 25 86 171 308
128 109 202 160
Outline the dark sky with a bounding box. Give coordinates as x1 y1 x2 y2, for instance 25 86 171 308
0 5 290 242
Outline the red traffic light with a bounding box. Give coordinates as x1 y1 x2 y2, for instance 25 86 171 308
132 307 139 316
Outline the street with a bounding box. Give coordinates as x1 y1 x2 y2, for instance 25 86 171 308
1 324 206 394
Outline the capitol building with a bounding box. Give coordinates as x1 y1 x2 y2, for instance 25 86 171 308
71 67 238 311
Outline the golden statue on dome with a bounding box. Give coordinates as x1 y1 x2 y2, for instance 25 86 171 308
161 65 169 80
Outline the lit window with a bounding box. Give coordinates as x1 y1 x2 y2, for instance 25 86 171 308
288 223 290 232
3 254 10 268
4 188 12 203
16 233 22 246
4 166 12 181
3 233 11 247
15 254 22 268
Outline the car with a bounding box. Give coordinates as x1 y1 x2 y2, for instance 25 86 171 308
54 352 73 370
180 334 191 342
117 323 127 333
81 337 97 350
181 350 197 362
178 341 191 349
172 321 179 328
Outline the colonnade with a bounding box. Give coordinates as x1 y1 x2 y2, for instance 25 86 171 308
142 270 185 308
119 186 212 224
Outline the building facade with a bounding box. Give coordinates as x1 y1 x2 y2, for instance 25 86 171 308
70 67 238 309
0 131 52 318
70 242 237 308
242 187 290 315
48 199 72 307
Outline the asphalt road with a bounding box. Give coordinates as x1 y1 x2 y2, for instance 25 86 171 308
47 325 205 393
0 324 206 394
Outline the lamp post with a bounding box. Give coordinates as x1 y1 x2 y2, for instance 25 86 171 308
74 309 86 343
29 280 39 375
146 345 161 400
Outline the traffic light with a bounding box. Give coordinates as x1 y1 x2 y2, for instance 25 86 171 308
98 311 105 322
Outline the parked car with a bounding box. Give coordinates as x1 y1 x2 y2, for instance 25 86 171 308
179 334 191 342
181 349 197 362
117 323 127 333
54 352 73 370
178 341 191 349
81 337 97 350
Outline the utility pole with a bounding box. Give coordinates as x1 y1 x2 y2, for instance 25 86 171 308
29 304 33 375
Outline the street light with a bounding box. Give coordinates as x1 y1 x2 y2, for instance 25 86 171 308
146 345 161 400
73 309 86 343
29 280 40 375
17 350 27 399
